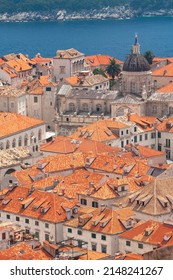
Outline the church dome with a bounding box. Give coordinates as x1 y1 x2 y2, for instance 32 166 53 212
123 53 151 72
123 34 151 72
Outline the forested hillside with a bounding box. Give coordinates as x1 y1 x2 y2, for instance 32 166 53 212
0 0 173 13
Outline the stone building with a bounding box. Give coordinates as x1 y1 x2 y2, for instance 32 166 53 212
0 112 46 152
53 48 85 81
55 85 117 135
0 86 26 115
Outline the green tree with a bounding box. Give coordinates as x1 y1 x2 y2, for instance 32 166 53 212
144 50 155 65
93 68 107 77
106 59 121 80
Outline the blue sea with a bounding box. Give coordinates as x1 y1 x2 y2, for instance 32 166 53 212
0 16 173 60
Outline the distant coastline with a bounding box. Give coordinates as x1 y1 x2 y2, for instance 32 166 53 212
1 7 173 22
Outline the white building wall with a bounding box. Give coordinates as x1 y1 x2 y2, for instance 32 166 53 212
63 225 118 255
119 237 155 255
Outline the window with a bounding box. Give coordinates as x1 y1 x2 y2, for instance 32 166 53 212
60 66 66 74
139 135 142 141
77 230 82 235
126 140 129 145
66 118 69 122
45 223 49 229
151 132 156 139
6 214 10 219
18 137 22 147
69 103 75 112
35 231 40 240
82 103 89 112
158 144 162 151
121 131 124 136
26 229 30 234
145 134 148 140
34 96 38 103
16 216 20 222
138 243 143 249
67 228 72 233
101 235 106 241
166 139 170 148
91 233 96 239
121 141 124 148
35 221 39 226
2 232 6 240
158 132 161 138
166 150 171 159
126 130 129 134
91 244 97 251
126 240 131 246
25 219 29 224
101 245 107 254
50 102 53 106
81 199 87 205
12 138 16 148
92 201 98 208
96 104 102 112
134 127 137 132
134 136 137 143
46 87 51 91
45 234 49 241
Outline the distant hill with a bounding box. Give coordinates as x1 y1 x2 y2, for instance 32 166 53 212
0 0 173 14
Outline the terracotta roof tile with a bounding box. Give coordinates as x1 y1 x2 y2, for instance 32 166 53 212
120 220 173 247
152 63 173 77
0 112 44 139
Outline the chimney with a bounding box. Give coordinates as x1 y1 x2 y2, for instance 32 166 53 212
100 204 106 212
66 209 71 220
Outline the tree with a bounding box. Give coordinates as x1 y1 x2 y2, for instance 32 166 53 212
106 59 121 80
144 50 155 65
93 68 107 77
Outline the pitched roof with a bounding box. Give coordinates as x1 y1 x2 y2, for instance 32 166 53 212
55 48 84 59
32 55 52 63
122 176 173 215
0 112 44 139
157 83 173 93
0 85 26 97
64 207 135 235
152 63 173 77
6 59 32 72
120 220 173 247
69 118 128 143
64 74 109 87
0 242 52 260
156 117 173 132
0 185 78 223
41 136 121 154
85 54 123 67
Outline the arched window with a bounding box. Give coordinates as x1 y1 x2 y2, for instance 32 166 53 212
24 134 28 146
18 137 22 147
0 143 3 150
154 80 157 88
82 103 89 112
12 138 16 148
69 103 75 112
6 140 10 149
30 132 34 144
96 104 102 113
38 129 42 141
